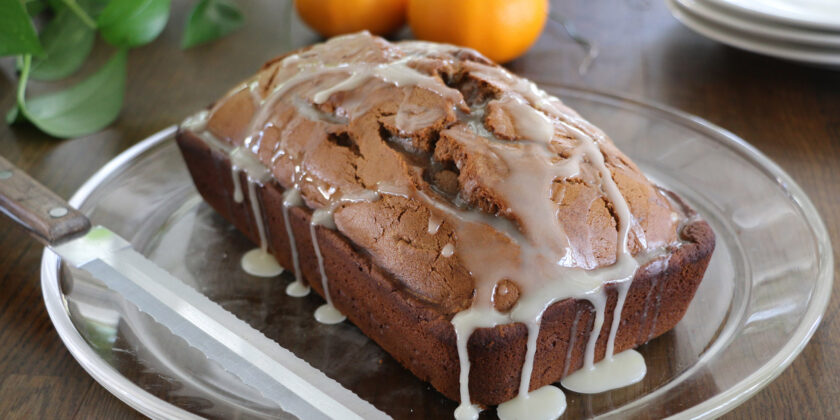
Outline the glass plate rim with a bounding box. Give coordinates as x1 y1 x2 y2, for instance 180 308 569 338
40 127 198 420
39 85 833 420
706 0 840 32
541 82 834 418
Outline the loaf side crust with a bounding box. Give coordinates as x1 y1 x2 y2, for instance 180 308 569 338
176 130 715 406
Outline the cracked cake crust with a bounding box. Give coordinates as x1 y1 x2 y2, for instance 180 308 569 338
175 32 715 407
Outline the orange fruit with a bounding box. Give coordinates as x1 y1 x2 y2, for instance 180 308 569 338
295 0 408 38
408 0 548 63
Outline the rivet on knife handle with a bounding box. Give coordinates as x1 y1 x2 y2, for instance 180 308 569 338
0 155 91 245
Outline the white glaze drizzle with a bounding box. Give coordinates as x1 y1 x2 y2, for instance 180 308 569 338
310 189 381 324
241 248 284 277
447 94 643 419
310 209 345 324
232 167 244 203
282 188 310 297
228 147 285 278
178 33 688 420
427 213 443 234
560 348 646 394
562 309 583 377
248 177 269 251
313 72 369 104
637 253 672 342
496 385 567 420
396 95 448 135
560 281 646 394
648 277 665 341
248 38 465 139
181 109 209 132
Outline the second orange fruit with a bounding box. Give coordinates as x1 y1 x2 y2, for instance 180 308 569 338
295 0 408 38
408 0 549 63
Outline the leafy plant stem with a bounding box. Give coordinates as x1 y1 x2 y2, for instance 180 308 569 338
17 55 32 111
61 0 96 29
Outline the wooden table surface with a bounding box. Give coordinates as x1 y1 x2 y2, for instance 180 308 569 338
1 0 838 418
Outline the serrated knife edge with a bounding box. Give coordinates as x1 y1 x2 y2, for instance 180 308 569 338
68 232 390 420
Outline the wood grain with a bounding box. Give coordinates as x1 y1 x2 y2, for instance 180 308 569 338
1 0 838 418
0 155 90 245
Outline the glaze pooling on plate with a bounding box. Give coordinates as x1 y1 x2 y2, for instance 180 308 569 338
561 348 646 394
496 385 567 420
182 113 289 280
240 248 284 277
47 79 832 420
179 32 689 419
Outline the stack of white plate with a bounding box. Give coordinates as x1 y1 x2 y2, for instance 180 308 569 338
666 0 840 68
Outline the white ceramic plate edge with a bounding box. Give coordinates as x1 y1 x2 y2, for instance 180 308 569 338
667 0 840 67
707 0 840 32
678 0 840 47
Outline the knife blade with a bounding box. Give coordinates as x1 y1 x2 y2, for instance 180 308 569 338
0 156 390 420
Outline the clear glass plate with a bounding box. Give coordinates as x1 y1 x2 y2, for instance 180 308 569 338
40 85 832 419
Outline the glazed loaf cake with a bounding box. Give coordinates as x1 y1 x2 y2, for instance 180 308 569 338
175 32 714 414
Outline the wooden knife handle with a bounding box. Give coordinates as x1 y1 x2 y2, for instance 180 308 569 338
0 155 90 245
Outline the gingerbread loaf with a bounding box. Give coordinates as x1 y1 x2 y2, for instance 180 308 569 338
175 32 714 413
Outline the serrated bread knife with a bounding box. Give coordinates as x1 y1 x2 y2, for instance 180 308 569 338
0 155 389 420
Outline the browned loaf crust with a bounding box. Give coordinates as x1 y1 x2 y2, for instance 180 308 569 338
175 33 715 407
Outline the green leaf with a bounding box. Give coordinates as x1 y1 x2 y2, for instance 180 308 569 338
81 0 111 16
51 0 110 16
47 0 63 10
18 50 128 138
0 0 44 56
181 0 243 49
29 2 96 80
25 0 48 16
6 105 22 124
60 0 98 28
97 0 171 48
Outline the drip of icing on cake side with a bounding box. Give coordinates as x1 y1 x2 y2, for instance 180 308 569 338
180 32 686 420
